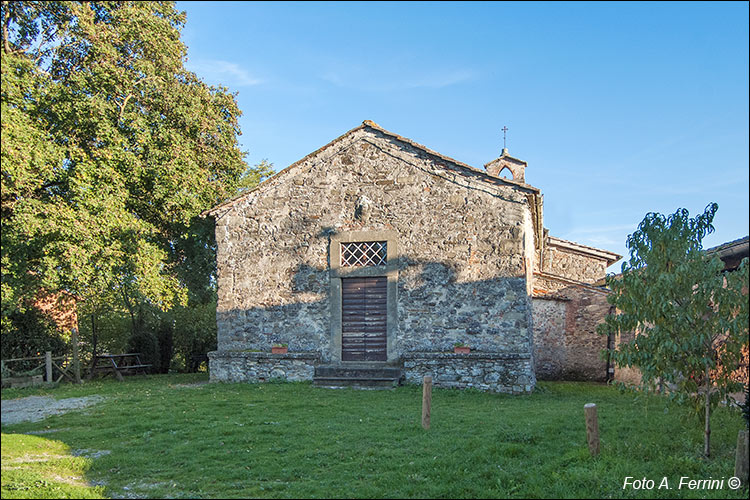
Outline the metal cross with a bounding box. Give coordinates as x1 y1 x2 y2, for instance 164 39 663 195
502 126 509 150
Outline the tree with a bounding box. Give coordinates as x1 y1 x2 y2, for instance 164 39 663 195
599 203 749 457
1 306 66 375
1 2 270 323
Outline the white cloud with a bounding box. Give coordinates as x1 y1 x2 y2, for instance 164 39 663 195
186 59 262 87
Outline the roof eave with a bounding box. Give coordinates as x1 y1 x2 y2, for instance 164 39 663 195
547 236 622 265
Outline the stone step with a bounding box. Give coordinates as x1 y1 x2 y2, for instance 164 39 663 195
313 364 403 389
314 364 402 379
312 377 399 389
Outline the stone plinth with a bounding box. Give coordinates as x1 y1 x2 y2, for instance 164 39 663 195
208 351 319 383
403 352 535 394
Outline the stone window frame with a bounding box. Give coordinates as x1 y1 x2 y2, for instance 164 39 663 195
329 230 398 363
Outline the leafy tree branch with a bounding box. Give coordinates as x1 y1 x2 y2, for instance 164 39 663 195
599 203 749 457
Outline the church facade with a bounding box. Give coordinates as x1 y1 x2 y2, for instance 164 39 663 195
205 121 620 392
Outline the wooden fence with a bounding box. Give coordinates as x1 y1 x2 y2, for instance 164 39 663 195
1 328 81 388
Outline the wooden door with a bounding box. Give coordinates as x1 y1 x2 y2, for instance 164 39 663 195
341 277 387 361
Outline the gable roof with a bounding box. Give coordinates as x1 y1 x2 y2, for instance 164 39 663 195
547 236 622 266
705 235 749 271
203 120 540 217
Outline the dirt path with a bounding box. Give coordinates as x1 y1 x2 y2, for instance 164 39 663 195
1 395 104 425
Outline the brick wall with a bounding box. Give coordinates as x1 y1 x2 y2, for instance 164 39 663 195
531 296 567 379
532 279 612 381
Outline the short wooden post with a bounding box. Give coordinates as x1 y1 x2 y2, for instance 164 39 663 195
45 351 53 384
584 403 600 456
422 375 432 430
736 429 749 486
71 328 81 384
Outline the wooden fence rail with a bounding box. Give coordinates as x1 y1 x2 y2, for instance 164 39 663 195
1 353 80 386
1 329 81 386
1 355 66 363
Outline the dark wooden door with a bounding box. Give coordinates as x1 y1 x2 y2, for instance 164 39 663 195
342 277 387 361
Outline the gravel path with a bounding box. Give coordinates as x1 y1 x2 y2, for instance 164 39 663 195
1 395 104 425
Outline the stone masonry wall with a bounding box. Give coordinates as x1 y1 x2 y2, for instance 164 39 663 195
532 283 612 381
542 245 608 284
403 353 534 393
211 126 536 388
531 296 567 379
558 285 611 381
533 235 615 382
208 352 318 383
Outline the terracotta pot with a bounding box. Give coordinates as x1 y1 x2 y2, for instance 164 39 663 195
453 346 470 354
271 346 288 354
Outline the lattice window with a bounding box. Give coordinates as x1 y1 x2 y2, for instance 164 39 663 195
340 241 387 267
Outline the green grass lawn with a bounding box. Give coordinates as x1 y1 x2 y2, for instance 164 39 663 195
1 374 747 499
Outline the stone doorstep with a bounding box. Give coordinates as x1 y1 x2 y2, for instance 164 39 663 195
313 383 396 391
314 376 399 383
314 364 402 379
313 377 400 389
313 363 403 390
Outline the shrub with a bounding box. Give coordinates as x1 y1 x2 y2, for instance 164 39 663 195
1 307 67 374
126 329 159 374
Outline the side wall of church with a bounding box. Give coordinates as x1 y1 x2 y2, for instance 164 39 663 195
532 279 612 381
532 241 614 381
542 245 608 284
211 128 536 385
555 285 611 381
531 297 567 379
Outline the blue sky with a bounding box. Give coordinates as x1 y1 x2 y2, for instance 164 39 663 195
178 1 749 271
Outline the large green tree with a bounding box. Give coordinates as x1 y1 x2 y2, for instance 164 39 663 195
600 203 749 457
1 1 270 321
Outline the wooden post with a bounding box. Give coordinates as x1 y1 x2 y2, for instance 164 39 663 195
584 403 600 456
45 351 53 384
71 328 81 384
736 429 749 486
422 375 432 430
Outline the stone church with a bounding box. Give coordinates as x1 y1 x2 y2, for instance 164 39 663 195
205 121 621 393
